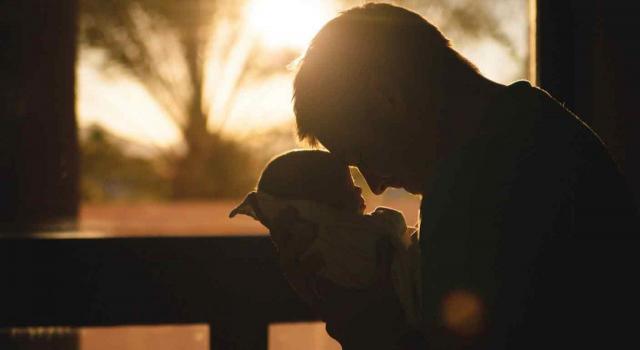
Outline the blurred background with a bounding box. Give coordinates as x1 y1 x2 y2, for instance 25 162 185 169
77 0 530 237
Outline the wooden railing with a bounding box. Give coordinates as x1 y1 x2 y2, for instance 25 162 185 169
0 234 316 349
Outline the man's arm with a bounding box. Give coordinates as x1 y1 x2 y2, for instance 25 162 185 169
419 136 578 350
314 239 418 350
271 209 418 349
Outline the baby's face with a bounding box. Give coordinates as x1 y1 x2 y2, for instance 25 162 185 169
333 169 366 215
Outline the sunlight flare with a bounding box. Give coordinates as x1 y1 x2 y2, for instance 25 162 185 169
245 0 337 49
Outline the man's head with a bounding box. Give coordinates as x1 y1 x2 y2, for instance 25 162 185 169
258 150 366 214
293 3 482 194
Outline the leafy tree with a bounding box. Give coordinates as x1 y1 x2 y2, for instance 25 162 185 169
400 0 527 76
79 0 295 198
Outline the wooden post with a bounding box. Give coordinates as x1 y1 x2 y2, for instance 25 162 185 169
0 0 79 232
210 320 268 350
537 0 640 206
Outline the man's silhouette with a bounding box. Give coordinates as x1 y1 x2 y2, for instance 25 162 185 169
281 3 637 349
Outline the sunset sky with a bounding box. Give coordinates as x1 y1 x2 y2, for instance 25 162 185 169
77 0 528 149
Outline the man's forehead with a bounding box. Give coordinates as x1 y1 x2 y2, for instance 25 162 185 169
318 127 364 150
317 136 353 164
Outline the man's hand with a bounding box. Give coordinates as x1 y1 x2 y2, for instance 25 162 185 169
270 208 415 349
315 239 412 349
270 207 325 306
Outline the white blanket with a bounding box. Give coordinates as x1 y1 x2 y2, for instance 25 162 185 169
229 191 422 327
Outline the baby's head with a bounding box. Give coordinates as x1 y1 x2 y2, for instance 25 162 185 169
258 150 366 214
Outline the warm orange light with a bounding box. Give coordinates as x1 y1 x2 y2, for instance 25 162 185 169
245 0 337 50
441 289 485 337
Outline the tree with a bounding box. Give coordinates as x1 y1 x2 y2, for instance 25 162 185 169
79 0 295 198
400 0 528 77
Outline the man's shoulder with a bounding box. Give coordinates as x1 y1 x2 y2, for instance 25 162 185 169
421 81 625 211
479 81 615 177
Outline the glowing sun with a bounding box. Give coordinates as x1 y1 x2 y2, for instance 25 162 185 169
245 0 338 49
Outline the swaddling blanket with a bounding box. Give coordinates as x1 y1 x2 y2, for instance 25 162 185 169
229 191 422 327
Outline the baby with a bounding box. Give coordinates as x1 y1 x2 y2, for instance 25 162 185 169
229 149 421 327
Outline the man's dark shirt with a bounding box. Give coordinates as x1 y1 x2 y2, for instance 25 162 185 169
419 81 638 349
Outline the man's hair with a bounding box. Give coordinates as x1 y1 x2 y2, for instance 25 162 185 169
293 3 479 145
257 149 350 209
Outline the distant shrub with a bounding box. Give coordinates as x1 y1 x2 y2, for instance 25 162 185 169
80 125 172 202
